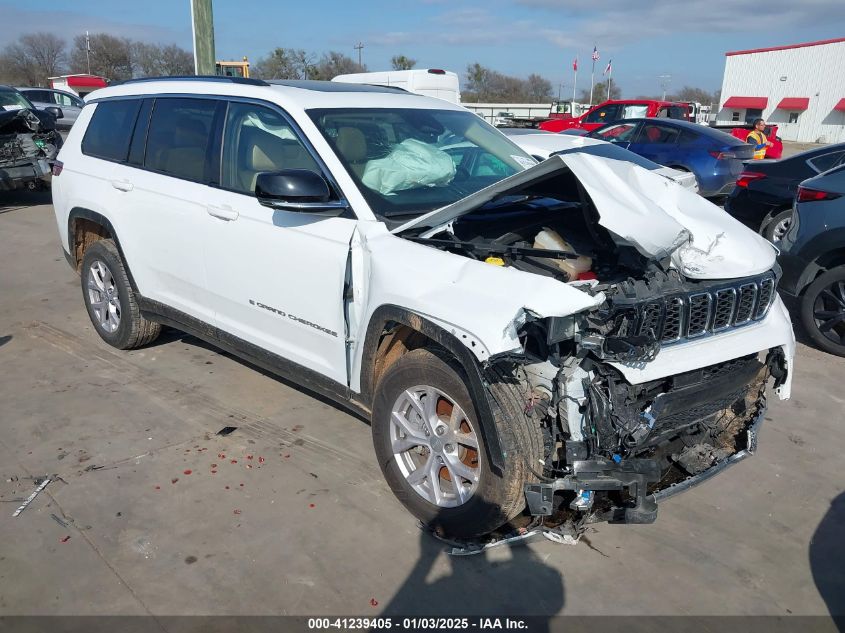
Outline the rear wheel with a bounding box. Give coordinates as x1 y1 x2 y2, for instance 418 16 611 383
371 348 542 537
800 266 845 356
762 209 793 242
80 239 161 350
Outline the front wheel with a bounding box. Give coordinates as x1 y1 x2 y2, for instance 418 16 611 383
371 348 542 537
80 239 161 350
800 266 845 356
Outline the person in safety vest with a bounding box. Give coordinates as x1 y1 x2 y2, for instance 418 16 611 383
747 118 773 160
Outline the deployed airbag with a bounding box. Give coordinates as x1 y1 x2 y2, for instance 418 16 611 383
362 139 456 195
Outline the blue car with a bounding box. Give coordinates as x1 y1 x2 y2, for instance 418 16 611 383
585 118 755 197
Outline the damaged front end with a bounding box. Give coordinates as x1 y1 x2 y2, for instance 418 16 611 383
396 153 794 527
500 263 790 525
0 108 61 191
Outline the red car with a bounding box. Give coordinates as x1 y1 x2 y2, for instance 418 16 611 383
714 124 783 159
539 100 691 133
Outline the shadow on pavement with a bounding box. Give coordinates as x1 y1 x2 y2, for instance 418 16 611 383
0 188 52 213
148 327 371 424
810 492 845 628
381 501 564 629
0 335 11 348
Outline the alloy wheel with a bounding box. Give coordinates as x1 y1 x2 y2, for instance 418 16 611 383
390 385 481 507
87 260 121 333
771 216 792 242
812 280 845 347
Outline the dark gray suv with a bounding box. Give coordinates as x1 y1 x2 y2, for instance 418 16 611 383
778 164 845 356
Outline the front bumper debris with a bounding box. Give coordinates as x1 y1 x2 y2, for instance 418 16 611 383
524 405 766 524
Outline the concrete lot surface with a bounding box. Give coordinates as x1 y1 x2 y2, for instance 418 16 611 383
0 192 843 621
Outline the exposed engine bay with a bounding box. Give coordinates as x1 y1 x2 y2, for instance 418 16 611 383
0 108 61 191
403 165 790 527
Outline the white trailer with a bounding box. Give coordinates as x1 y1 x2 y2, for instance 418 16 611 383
332 69 460 104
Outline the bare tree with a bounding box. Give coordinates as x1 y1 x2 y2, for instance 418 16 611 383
70 33 133 81
465 63 493 101
525 74 553 102
133 43 194 77
390 55 416 70
0 32 67 86
253 48 315 80
310 51 364 80
668 85 717 104
464 63 555 102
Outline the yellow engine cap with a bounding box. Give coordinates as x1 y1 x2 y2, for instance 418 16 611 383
485 256 505 266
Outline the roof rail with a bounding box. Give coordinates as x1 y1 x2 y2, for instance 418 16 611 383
113 75 269 87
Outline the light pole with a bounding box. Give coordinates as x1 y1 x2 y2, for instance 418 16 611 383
658 74 672 101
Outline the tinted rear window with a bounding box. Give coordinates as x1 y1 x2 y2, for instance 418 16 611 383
81 100 141 162
145 98 218 183
808 151 845 174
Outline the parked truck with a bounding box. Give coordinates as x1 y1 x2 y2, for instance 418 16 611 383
539 99 692 133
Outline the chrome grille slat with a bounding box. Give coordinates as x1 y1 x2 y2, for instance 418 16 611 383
617 274 776 348
755 278 775 320
661 297 684 342
734 283 757 324
687 293 712 337
713 288 737 330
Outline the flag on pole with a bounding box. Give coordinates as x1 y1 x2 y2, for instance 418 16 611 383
572 57 578 71
604 59 612 75
592 46 599 61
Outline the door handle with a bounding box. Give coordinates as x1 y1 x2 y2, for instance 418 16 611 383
207 204 239 221
111 179 133 192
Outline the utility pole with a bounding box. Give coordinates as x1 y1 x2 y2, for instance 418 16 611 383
658 74 672 101
354 42 364 69
191 0 216 76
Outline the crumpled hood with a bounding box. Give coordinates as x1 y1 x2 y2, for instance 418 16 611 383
392 154 777 280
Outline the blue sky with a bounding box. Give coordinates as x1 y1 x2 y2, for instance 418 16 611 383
2 0 844 97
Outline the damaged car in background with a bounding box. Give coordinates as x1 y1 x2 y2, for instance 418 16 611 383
1 85 63 191
52 80 794 540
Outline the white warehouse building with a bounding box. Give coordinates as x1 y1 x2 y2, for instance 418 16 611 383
717 37 845 143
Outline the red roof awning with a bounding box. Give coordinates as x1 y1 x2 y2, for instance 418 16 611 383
777 97 809 110
723 96 768 109
65 76 108 88
834 99 845 112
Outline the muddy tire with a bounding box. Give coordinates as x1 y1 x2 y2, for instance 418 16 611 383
80 239 161 350
800 266 845 357
371 348 543 537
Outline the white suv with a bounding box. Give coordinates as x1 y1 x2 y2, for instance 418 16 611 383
52 77 795 537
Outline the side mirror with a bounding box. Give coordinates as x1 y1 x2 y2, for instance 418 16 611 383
255 169 349 215
44 106 63 119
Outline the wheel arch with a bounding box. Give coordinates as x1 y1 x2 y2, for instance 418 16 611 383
67 208 139 292
358 304 506 473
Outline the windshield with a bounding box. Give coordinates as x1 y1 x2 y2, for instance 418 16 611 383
308 107 536 219
552 142 663 171
0 89 34 111
622 104 648 118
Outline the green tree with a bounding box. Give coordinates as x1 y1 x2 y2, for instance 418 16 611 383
390 55 416 70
